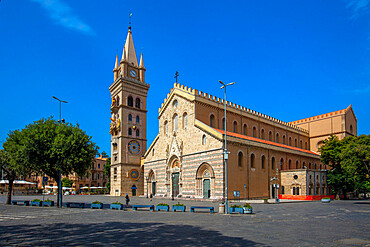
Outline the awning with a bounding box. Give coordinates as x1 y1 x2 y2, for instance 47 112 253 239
0 180 36 185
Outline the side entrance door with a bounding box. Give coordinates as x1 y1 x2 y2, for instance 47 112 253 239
152 182 156 196
172 173 179 197
203 179 210 199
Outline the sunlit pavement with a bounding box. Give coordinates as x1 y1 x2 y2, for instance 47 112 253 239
0 195 369 246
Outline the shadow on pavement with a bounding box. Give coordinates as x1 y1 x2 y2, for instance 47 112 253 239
0 222 263 246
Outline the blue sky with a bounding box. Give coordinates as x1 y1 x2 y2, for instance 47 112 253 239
0 0 369 155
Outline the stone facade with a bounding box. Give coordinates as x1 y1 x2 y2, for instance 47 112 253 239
280 169 330 200
143 83 348 200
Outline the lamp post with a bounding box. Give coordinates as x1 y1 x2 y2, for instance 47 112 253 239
219 80 235 214
52 96 67 208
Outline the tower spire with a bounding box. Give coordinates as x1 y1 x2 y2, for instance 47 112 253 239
115 54 119 69
139 52 144 68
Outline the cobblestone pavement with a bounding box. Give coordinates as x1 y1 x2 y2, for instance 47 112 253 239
0 195 369 246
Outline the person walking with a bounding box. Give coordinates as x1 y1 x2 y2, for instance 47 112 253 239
150 193 153 201
125 193 130 206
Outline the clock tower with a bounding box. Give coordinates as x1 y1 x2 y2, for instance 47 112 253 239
109 26 149 196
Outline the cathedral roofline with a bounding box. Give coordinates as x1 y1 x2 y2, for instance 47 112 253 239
290 104 357 124
158 82 310 134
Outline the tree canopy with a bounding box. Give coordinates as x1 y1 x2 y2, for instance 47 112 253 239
319 134 370 197
3 117 99 205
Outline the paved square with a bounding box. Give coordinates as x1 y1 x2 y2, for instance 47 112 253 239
0 195 369 246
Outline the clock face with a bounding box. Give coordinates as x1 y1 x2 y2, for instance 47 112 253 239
130 70 136 77
128 140 141 154
129 169 140 180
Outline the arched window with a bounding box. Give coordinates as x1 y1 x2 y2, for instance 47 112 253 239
116 96 120 106
128 128 132 136
303 162 306 169
173 114 178 132
283 135 286 144
305 142 308 149
350 125 353 134
296 160 299 169
128 114 132 122
309 162 312 169
295 139 297 147
173 100 178 108
136 129 140 137
164 121 168 135
233 121 238 133
253 127 257 137
243 124 247 135
269 131 272 141
261 155 265 169
183 112 188 129
280 158 284 169
314 163 317 169
299 140 302 148
288 160 291 169
289 137 292 146
261 129 265 140
135 98 141 108
136 115 140 123
202 135 206 145
276 133 279 143
238 152 243 167
222 118 225 130
127 96 133 107
250 154 255 168
210 114 215 127
271 157 275 170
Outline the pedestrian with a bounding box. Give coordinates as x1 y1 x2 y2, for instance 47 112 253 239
150 193 153 201
125 193 130 206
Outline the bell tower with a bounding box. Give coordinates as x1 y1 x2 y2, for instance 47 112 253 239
109 26 149 196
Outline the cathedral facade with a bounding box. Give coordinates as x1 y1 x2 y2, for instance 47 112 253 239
142 84 357 200
109 28 357 200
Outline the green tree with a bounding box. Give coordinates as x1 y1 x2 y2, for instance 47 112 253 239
1 129 34 204
320 134 370 198
101 151 109 158
62 177 73 188
104 157 111 191
3 117 99 206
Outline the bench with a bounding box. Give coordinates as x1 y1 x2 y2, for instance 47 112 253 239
190 206 214 213
63 202 85 208
11 200 30 206
132 205 154 211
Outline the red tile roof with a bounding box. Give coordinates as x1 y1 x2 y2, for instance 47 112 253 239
214 129 319 156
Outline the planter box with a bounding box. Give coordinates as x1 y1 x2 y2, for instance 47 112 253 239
229 207 244 214
91 203 103 209
172 205 186 212
43 201 54 207
110 204 124 210
31 201 43 207
156 205 169 211
243 207 253 214
321 198 331 203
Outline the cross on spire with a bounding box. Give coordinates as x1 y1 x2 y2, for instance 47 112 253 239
174 71 179 83
128 12 132 30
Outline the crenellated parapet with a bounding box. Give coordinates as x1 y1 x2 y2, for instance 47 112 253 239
158 82 309 134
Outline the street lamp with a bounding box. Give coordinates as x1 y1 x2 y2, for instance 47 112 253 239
52 96 68 208
219 80 235 214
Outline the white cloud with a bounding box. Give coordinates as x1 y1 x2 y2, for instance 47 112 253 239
351 84 370 94
31 0 94 35
346 0 370 19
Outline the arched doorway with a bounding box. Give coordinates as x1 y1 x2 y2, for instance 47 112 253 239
166 156 182 198
148 170 156 196
131 184 137 196
196 163 215 199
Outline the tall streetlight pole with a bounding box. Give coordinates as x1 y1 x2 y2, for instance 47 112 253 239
52 96 67 208
219 80 235 214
